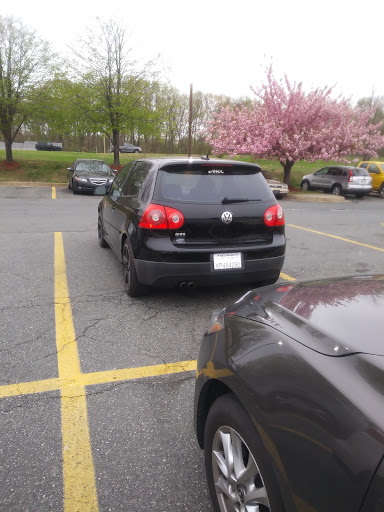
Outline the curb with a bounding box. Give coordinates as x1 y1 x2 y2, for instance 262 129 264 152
0 182 67 187
285 193 345 202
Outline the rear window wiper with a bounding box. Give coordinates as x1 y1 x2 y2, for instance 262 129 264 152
221 197 257 204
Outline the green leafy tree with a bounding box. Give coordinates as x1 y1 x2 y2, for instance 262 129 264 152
69 18 161 166
0 15 55 163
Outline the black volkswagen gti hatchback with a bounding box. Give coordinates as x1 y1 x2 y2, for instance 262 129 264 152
96 157 286 296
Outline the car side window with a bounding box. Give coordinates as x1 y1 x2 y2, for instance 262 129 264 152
110 162 136 197
368 164 379 174
315 167 328 175
122 162 152 197
359 162 368 169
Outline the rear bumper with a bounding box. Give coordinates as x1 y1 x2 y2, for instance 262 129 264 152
345 184 372 194
135 254 285 287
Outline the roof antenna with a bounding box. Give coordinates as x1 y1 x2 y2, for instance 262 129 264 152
201 153 210 160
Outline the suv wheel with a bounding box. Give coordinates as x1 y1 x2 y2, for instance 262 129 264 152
380 184 384 199
122 239 145 297
332 184 342 196
301 180 310 191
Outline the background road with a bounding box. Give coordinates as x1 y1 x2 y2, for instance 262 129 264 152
0 187 383 511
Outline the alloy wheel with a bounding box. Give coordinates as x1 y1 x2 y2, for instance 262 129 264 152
212 426 271 512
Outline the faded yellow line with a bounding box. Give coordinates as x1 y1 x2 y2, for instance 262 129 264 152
55 232 99 512
52 187 56 199
79 360 196 387
288 224 384 252
0 378 61 398
280 272 296 282
0 361 197 399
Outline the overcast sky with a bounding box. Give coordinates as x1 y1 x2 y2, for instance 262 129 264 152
4 0 383 104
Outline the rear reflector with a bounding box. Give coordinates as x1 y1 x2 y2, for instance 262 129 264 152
139 203 184 229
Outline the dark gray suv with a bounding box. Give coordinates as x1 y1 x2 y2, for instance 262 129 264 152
301 165 372 197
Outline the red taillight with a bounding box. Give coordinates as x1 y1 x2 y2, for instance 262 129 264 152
139 203 184 229
264 204 285 227
348 169 353 182
165 206 184 229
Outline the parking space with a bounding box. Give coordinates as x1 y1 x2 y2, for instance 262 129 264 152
0 186 383 511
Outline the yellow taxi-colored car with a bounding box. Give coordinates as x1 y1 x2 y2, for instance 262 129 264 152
357 161 384 198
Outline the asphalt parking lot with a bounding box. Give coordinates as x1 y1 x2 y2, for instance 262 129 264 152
0 186 383 512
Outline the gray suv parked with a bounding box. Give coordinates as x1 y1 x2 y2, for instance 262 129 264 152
301 165 372 197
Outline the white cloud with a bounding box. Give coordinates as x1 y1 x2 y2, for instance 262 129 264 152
4 0 383 102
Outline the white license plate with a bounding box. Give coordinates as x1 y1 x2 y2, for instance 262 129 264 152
213 253 242 270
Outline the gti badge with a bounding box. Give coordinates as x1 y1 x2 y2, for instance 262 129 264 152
221 211 233 224
175 232 186 244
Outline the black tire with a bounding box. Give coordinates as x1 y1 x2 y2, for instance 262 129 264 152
332 184 342 196
204 394 283 512
355 193 365 198
122 239 145 297
380 184 384 199
72 181 79 194
98 216 109 248
134 149 139 153
300 180 310 191
68 179 71 189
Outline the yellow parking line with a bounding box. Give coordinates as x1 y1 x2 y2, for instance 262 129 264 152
280 272 296 281
0 378 61 398
288 224 384 252
55 232 99 512
0 361 198 400
52 187 56 199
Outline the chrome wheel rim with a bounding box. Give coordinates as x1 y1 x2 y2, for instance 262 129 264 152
301 182 308 191
122 244 130 291
380 188 384 198
332 187 341 195
212 426 271 512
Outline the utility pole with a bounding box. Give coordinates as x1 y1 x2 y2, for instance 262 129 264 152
188 83 193 157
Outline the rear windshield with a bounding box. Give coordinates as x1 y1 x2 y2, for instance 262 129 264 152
156 164 273 203
351 168 369 176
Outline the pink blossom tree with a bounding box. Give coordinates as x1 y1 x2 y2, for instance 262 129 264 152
205 68 384 185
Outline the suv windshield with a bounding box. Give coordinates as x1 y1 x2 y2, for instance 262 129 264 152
157 164 273 203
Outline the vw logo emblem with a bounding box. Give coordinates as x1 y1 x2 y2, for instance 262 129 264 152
221 211 233 224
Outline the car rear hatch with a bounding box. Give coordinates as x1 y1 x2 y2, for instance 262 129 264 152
350 167 371 185
151 161 279 248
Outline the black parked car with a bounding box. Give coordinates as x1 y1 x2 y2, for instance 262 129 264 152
194 275 384 512
96 157 286 296
35 141 62 151
67 159 116 194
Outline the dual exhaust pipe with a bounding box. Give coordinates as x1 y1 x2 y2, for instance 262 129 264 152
179 281 196 289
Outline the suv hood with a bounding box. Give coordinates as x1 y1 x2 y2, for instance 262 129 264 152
226 275 384 356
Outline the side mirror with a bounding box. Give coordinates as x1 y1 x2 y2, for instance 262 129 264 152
67 167 74 172
94 185 108 196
